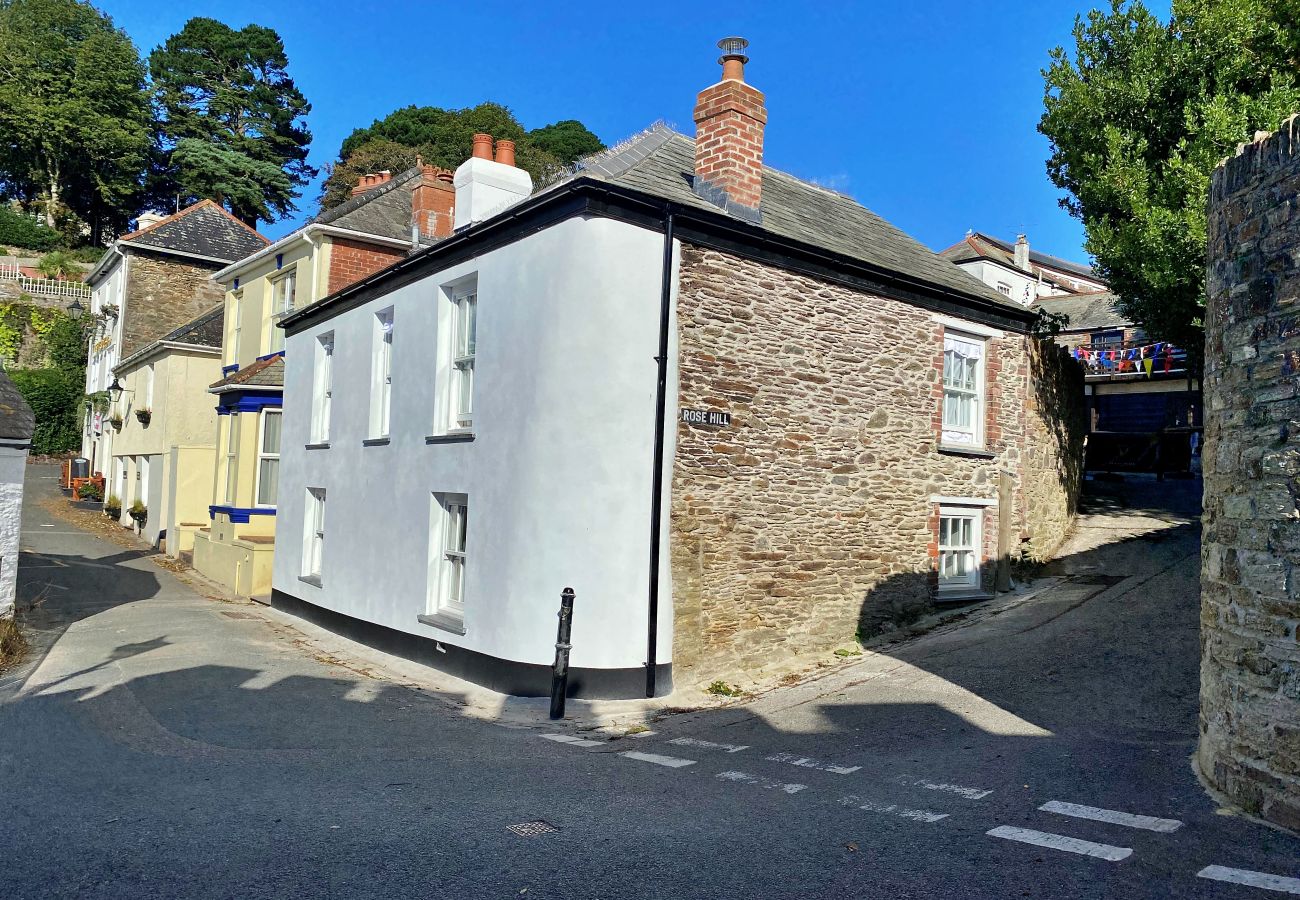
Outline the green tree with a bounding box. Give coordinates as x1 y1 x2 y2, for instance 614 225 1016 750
1040 0 1300 352
0 0 151 242
320 103 604 210
528 119 605 165
149 17 314 226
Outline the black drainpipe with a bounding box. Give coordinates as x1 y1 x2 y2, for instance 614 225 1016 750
645 210 675 698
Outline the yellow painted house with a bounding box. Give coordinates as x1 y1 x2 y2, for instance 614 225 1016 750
107 306 225 552
193 165 449 597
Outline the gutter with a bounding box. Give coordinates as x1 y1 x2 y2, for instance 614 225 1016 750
645 211 674 698
114 340 221 374
210 223 413 284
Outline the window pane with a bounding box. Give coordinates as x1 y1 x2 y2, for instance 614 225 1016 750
262 412 282 454
258 458 278 506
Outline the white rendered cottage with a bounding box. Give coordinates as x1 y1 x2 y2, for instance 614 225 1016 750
271 41 1081 698
0 371 34 618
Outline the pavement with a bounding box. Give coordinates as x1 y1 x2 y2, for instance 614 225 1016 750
2 465 1298 899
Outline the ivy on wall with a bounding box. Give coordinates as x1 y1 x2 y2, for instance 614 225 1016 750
2 297 88 454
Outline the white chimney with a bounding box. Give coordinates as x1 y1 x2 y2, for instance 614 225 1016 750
136 211 167 230
453 133 533 230
1014 233 1031 272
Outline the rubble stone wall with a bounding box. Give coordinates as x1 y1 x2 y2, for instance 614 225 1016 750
669 244 1084 686
121 251 224 358
1200 118 1300 831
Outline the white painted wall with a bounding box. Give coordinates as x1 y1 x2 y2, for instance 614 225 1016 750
274 216 677 672
0 444 28 617
82 252 126 470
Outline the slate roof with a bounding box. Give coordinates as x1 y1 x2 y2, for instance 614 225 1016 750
1034 291 1130 332
208 355 283 391
552 125 1018 312
120 200 269 263
940 232 1102 283
0 369 35 442
159 304 224 348
314 167 423 243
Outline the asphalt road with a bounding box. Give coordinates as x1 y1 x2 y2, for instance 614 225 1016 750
2 465 1297 899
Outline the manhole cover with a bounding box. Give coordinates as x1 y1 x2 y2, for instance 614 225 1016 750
220 610 258 619
507 820 559 837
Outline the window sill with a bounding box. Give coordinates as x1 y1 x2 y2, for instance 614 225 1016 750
935 589 994 605
298 574 322 588
425 432 475 445
305 442 330 450
937 444 995 459
417 612 466 635
362 437 390 447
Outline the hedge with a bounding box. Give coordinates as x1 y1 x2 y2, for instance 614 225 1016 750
0 206 59 252
8 367 82 454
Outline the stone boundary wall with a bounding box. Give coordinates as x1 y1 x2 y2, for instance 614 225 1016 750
669 244 1084 686
1201 117 1300 831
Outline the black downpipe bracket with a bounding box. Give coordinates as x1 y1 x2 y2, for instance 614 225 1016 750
646 211 675 698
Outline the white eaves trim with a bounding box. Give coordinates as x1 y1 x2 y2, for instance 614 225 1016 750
930 495 998 507
114 340 221 374
930 313 1005 340
211 223 414 284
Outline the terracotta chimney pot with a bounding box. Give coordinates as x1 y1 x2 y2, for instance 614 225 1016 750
494 140 516 167
472 134 494 160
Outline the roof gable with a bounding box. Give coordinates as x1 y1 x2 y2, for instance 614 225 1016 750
121 200 269 263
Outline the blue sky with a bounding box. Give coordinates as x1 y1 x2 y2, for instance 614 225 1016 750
97 0 1172 264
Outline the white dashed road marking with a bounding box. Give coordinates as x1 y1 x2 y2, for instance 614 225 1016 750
1040 800 1182 833
667 737 750 753
766 752 861 775
717 771 807 794
540 733 603 748
620 751 697 768
986 825 1132 862
1196 866 1300 895
895 776 992 800
839 795 949 823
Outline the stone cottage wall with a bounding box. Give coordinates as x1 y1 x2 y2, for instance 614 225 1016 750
1023 338 1087 559
1200 118 1300 830
669 245 1083 685
121 251 224 358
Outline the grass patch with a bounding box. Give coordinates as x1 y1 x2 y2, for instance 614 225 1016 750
624 724 650 735
706 680 744 697
0 615 27 670
833 647 862 658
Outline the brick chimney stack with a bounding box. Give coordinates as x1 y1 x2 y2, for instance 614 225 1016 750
693 37 767 216
411 164 456 241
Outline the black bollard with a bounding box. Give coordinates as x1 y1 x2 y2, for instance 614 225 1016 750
549 588 576 720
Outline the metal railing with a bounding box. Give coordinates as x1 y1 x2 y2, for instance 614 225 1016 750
1076 339 1188 378
0 259 90 300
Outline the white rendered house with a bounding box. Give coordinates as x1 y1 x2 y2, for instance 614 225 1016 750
0 371 34 618
272 43 1074 698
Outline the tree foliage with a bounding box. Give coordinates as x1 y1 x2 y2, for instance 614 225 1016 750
0 0 151 242
4 302 87 454
1040 0 1300 351
320 103 604 210
149 17 313 226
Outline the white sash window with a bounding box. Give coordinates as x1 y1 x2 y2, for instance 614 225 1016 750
942 333 985 447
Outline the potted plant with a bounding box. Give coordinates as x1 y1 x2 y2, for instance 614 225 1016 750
128 499 147 528
104 494 121 519
135 408 151 426
108 413 123 432
72 481 103 509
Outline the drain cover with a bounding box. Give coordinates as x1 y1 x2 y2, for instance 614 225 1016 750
220 610 258 619
507 820 559 837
